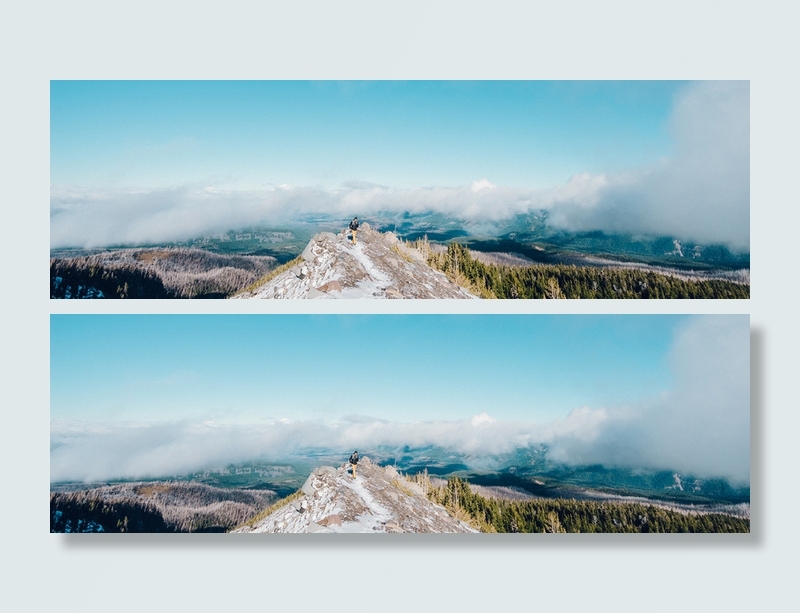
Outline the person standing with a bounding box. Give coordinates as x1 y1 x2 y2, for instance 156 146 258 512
349 450 359 478
348 217 359 244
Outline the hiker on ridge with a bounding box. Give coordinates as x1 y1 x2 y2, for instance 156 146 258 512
348 217 359 245
349 450 359 478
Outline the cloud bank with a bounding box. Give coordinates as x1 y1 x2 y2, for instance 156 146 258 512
49 416 544 483
546 316 750 484
546 81 750 250
51 82 749 251
51 316 750 485
49 181 539 249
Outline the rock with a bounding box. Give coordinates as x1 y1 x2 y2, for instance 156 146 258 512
384 521 404 533
232 458 478 533
232 225 477 300
318 514 343 527
317 279 343 293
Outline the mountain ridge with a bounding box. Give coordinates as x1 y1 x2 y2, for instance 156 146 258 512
232 457 477 533
232 223 477 299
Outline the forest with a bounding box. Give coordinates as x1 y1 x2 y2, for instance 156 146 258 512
413 474 750 533
51 471 750 533
50 234 750 299
50 248 277 299
50 482 276 533
424 241 750 299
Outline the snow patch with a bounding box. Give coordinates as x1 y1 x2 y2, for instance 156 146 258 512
234 224 477 300
234 458 477 533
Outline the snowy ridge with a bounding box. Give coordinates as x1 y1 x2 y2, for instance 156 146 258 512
232 458 477 533
232 223 477 299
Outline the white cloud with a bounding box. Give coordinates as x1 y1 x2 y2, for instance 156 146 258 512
471 412 495 426
470 178 495 192
50 416 546 483
49 182 539 249
50 82 749 251
546 316 750 483
545 81 750 250
51 314 749 486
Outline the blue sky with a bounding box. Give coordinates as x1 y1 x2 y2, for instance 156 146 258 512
50 81 750 250
50 314 677 424
51 81 680 190
50 315 750 483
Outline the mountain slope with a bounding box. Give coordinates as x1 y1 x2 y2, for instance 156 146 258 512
50 481 277 532
232 223 477 299
233 458 477 533
51 248 277 299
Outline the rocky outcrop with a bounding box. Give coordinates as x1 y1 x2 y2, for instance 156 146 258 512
232 458 477 533
232 223 477 299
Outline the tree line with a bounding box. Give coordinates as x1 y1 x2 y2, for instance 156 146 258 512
50 260 174 298
50 482 277 533
425 242 750 299
413 474 750 533
50 248 277 299
51 491 173 532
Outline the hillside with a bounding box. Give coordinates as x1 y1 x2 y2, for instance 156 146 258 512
428 242 750 299
233 458 477 533
50 223 748 299
49 457 749 533
233 223 477 299
50 481 277 533
50 248 277 298
423 476 750 533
